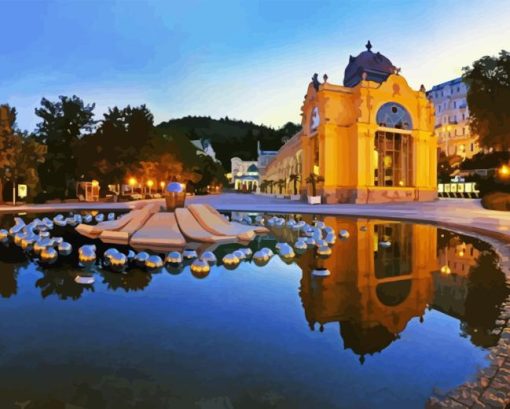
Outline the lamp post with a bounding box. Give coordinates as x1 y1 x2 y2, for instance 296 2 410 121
128 177 137 194
91 180 99 202
147 180 154 195
160 181 165 193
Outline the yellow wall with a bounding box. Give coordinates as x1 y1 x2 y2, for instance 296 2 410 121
298 219 438 343
263 73 437 203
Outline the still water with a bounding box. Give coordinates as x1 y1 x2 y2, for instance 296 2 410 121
0 212 508 409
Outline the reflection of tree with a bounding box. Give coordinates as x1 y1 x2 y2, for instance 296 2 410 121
462 251 510 347
0 261 20 298
35 267 94 300
0 244 28 298
100 270 151 292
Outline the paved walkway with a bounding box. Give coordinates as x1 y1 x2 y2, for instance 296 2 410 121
2 194 510 243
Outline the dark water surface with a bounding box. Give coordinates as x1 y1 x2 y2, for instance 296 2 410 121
0 212 508 409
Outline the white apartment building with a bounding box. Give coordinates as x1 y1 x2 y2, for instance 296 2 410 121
427 78 480 159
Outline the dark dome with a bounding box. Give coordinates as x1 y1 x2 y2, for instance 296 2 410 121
343 41 396 87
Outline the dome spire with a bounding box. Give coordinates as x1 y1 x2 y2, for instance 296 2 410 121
365 40 372 52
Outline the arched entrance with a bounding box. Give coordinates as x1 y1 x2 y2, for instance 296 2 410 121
374 102 413 187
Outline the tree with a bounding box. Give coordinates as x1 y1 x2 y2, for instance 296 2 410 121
0 105 19 202
289 173 300 195
266 180 275 194
463 50 510 150
306 173 324 197
438 151 461 182
35 95 95 199
277 178 286 194
0 105 46 202
75 105 153 189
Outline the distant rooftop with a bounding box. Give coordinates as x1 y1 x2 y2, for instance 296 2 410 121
429 77 464 92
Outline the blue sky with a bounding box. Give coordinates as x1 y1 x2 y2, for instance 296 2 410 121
2 0 510 132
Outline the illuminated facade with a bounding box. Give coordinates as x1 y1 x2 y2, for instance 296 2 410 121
263 42 437 203
229 142 278 191
427 78 480 159
297 219 438 361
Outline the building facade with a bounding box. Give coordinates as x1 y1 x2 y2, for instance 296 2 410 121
262 42 437 203
427 78 480 159
229 142 278 191
191 138 218 162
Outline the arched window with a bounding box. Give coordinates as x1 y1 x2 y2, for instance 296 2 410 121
374 103 413 187
376 280 412 307
376 103 413 130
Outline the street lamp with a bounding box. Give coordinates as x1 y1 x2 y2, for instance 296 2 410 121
160 181 165 193
440 265 451 274
147 179 154 195
128 177 137 194
498 164 510 178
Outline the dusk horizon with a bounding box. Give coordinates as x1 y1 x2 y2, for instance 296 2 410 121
3 0 510 132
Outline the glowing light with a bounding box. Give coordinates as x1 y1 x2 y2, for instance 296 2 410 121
440 265 451 274
91 180 99 187
128 177 137 186
147 180 154 188
499 165 510 177
160 181 165 188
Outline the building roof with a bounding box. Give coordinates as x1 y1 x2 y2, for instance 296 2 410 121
191 140 204 150
428 77 463 92
343 41 396 88
247 164 258 172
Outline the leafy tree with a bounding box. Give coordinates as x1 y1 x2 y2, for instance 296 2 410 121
190 154 227 193
438 151 461 182
34 95 95 199
75 104 158 194
157 116 301 169
0 105 18 202
0 105 46 202
463 50 510 150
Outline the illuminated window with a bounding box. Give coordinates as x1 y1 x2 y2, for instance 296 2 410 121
374 223 412 280
374 131 412 187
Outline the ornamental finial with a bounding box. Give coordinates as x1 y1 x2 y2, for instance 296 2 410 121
365 40 372 51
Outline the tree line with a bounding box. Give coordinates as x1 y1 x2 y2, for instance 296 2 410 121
0 96 228 202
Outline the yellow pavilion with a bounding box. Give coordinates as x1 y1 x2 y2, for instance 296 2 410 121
262 42 437 203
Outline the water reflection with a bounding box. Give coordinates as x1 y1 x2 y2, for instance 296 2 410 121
294 217 509 362
35 265 95 300
0 213 508 360
434 231 509 347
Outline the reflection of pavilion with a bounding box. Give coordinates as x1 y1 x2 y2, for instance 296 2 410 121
298 219 438 362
